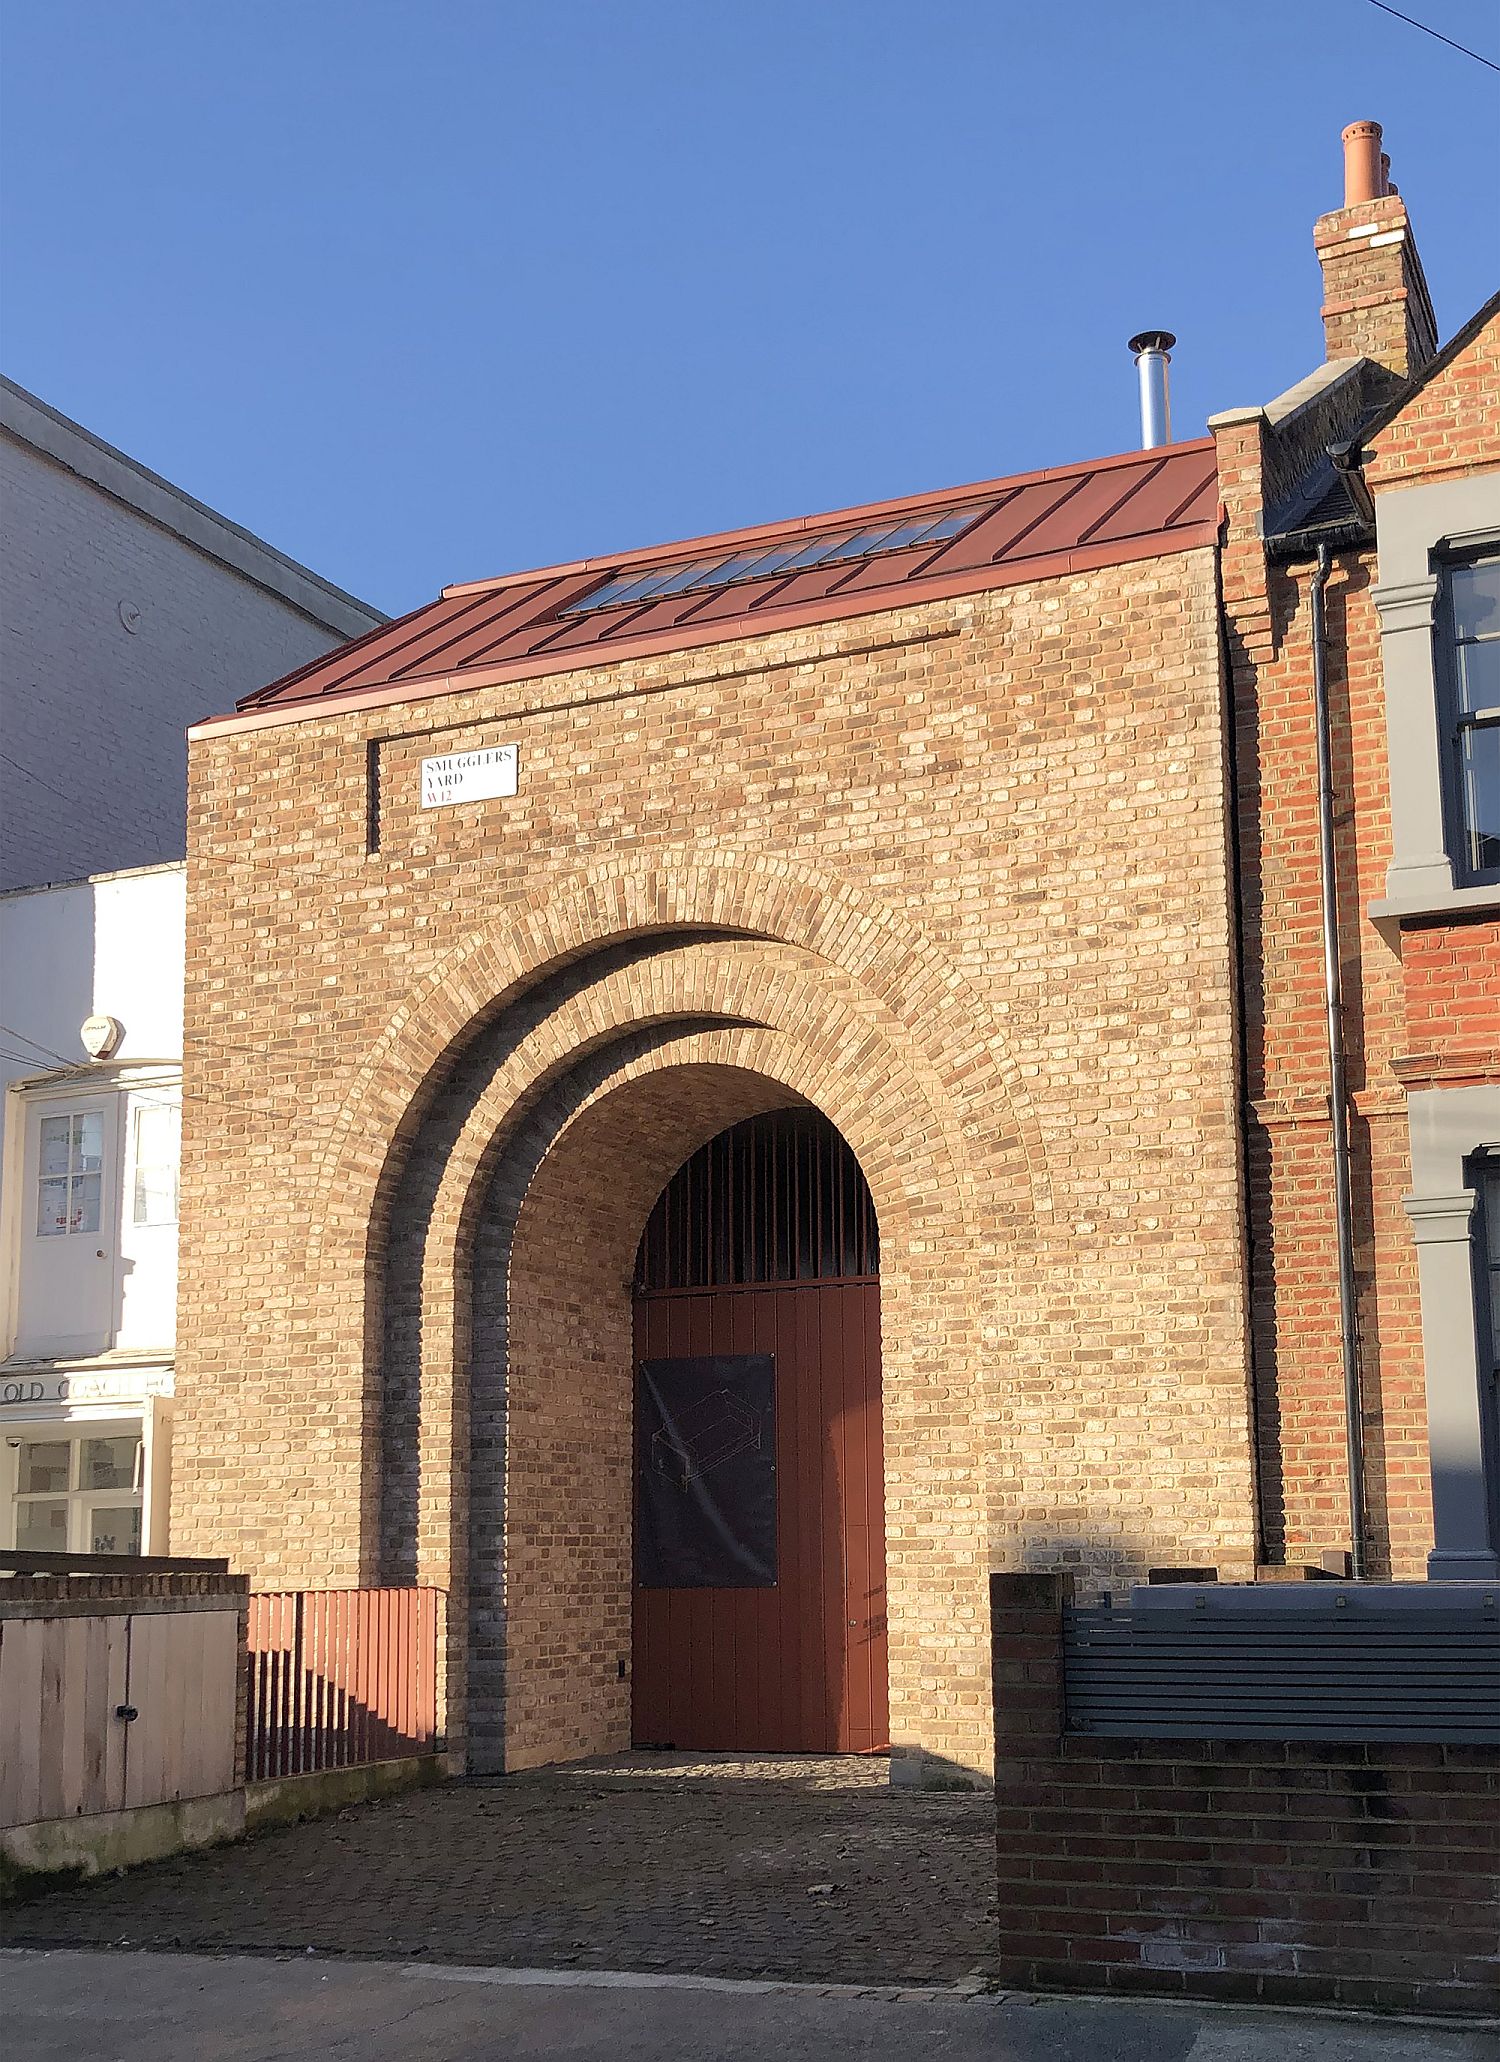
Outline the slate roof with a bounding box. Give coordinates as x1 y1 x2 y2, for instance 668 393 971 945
223 442 1219 726
1263 445 1379 551
1264 289 1500 555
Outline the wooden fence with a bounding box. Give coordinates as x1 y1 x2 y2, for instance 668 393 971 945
0 1569 245 1835
245 1588 440 1781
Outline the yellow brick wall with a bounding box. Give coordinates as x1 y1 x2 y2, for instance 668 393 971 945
176 549 1256 1778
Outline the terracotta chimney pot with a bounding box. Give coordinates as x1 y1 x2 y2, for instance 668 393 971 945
1343 120 1384 205
1318 118 1435 378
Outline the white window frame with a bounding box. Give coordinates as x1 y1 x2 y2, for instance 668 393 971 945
34 1106 107 1239
1 1066 182 1363
129 1092 181 1227
3 1418 145 1556
8 1087 122 1361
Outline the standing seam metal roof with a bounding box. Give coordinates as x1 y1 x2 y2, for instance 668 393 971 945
225 441 1219 726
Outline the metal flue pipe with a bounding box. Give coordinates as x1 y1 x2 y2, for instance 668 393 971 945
1128 331 1176 448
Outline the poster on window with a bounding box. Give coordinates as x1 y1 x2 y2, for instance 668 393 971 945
636 1355 776 1588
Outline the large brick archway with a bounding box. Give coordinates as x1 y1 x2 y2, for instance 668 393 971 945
370 919 1010 1782
301 846 1048 1278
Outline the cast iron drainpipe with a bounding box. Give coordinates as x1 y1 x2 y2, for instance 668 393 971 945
1310 541 1368 1579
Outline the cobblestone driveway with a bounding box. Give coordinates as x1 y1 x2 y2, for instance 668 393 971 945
5 1755 998 1988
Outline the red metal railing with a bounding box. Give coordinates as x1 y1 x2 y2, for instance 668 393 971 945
245 1587 440 1782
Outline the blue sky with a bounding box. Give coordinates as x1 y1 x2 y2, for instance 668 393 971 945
2 0 1497 617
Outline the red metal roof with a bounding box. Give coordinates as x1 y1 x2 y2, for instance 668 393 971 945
223 442 1218 729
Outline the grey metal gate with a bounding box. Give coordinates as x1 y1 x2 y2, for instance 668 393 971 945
1063 1581 1500 1743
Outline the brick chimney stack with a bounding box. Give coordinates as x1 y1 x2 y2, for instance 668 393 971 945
1314 120 1438 379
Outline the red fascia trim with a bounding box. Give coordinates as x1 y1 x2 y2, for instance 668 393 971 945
190 523 1219 741
437 441 1218 599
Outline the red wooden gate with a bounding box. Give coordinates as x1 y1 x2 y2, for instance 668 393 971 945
631 1111 887 1755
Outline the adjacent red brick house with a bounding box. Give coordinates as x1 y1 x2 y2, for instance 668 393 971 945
172 123 1497 1781
1213 121 1499 1587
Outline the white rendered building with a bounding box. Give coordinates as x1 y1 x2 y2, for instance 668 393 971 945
0 864 186 1552
0 377 382 1552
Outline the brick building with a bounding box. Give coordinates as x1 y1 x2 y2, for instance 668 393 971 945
173 124 1498 1783
1211 122 1499 1588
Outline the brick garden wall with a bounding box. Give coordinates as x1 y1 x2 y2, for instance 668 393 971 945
991 1573 1500 2015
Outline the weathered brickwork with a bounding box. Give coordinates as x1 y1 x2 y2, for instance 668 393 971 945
1314 190 1437 379
1365 306 1500 486
1400 919 1500 1074
1218 306 1500 1580
175 551 1257 1779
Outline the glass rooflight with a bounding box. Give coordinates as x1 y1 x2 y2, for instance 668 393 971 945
915 507 978 544
574 568 658 610
701 546 784 586
863 517 937 553
810 521 907 566
562 501 988 615
636 557 723 601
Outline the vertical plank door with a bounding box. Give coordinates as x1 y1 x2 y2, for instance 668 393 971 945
122 1610 239 1808
0 1614 129 1829
632 1278 887 1753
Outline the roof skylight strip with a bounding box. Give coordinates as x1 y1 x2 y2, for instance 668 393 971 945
561 502 991 616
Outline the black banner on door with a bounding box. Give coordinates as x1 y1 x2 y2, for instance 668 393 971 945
636 1354 776 1588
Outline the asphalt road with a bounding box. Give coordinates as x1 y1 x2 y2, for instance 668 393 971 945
4 1952 1498 2062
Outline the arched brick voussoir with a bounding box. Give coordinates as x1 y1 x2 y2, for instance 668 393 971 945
307 847 1051 1281
421 936 999 1298
402 949 999 1591
425 1004 993 1476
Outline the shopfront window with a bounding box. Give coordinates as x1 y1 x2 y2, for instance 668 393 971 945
9 1430 143 1554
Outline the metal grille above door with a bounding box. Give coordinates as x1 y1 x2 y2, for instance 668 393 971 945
635 1109 878 1290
